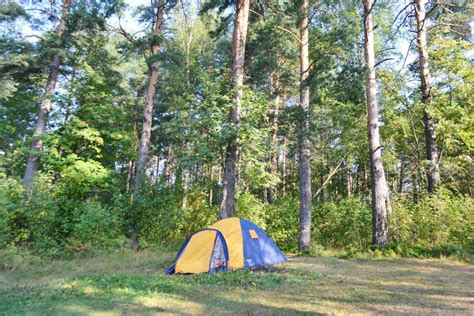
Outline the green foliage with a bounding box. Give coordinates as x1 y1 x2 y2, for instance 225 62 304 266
389 190 473 252
67 201 126 252
265 195 299 252
1 0 473 262
0 177 61 253
0 247 41 271
0 176 125 255
0 2 27 23
313 198 372 250
236 192 267 229
59 160 111 198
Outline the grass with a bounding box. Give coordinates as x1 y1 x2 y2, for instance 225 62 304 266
1 250 473 315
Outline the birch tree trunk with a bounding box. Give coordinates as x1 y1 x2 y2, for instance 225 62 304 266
134 0 165 191
415 0 440 194
23 0 72 188
299 0 312 251
218 0 250 219
363 0 390 246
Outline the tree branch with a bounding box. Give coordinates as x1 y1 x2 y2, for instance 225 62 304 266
249 8 301 44
391 1 414 27
374 57 394 68
313 160 343 198
25 8 61 20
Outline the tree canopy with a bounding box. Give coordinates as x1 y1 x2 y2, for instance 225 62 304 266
0 0 472 256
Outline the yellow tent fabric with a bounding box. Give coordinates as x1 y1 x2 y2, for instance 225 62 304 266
175 230 216 274
249 229 258 239
210 217 244 269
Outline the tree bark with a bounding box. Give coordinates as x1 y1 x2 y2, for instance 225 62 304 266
126 160 136 192
398 157 404 194
363 0 390 246
281 137 287 195
134 0 165 191
209 165 214 205
149 155 159 185
163 144 172 186
267 71 281 204
346 166 353 197
23 0 72 188
218 0 250 219
298 0 312 252
415 0 440 194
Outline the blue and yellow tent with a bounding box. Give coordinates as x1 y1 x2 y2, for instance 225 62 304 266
166 217 287 274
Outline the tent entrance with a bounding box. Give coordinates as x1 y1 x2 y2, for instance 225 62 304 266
210 233 227 272
168 228 229 274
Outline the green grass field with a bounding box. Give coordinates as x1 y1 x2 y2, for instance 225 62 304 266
1 250 473 315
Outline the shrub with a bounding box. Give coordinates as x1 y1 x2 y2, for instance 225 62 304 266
236 192 267 229
265 195 299 251
0 175 127 255
0 247 41 271
130 186 216 247
313 197 372 250
389 190 473 251
0 177 62 253
67 201 126 252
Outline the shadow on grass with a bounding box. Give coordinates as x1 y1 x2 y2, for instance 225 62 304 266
2 253 473 315
2 270 319 315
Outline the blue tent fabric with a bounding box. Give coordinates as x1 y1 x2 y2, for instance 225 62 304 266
240 218 287 268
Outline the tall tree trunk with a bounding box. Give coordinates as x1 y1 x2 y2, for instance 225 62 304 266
267 71 281 204
218 0 250 219
209 165 214 205
346 166 353 197
23 0 71 188
164 144 172 186
128 0 165 249
363 0 390 246
415 0 440 194
298 0 312 252
149 155 159 185
134 0 165 191
412 164 419 203
398 157 404 194
281 137 287 195
127 160 136 192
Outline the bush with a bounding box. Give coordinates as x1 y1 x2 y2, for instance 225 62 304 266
131 186 216 247
389 190 473 252
0 177 61 253
236 192 267 229
0 247 41 271
265 195 299 252
0 175 127 255
67 201 126 252
1 170 471 260
313 197 372 250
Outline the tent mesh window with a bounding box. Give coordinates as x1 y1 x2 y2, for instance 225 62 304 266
210 236 226 272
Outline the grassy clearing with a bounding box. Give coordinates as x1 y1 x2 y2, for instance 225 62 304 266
1 250 473 315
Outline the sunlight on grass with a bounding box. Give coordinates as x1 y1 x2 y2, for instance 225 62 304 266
1 250 473 315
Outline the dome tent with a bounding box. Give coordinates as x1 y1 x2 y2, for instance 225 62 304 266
166 217 287 274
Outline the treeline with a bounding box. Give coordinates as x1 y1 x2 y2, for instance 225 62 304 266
0 0 472 257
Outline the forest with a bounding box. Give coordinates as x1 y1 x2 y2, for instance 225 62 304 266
1 0 473 313
1 0 474 272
